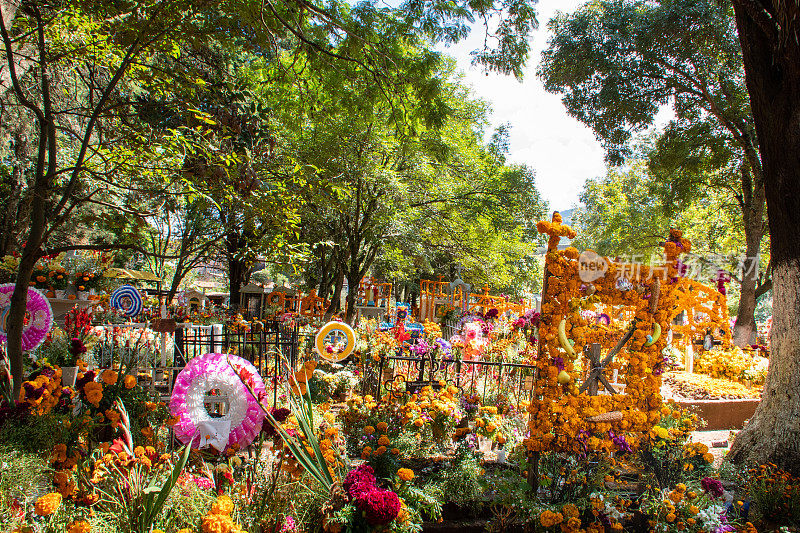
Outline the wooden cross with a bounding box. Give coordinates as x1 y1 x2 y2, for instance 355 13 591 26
579 278 660 395
583 343 617 395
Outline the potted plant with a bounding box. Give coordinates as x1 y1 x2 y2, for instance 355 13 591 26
49 267 69 298
38 328 92 387
59 307 96 386
30 264 51 294
74 271 99 299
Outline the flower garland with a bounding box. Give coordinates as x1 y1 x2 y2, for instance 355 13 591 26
0 284 53 352
170 353 266 453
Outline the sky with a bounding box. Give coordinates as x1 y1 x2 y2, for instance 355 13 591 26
441 0 607 212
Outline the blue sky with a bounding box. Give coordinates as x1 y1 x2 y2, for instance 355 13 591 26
442 0 607 211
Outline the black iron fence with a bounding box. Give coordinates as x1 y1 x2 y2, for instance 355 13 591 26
375 353 537 408
173 321 304 370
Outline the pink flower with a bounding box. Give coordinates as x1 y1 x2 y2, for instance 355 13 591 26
343 464 376 499
279 515 297 532
194 476 213 490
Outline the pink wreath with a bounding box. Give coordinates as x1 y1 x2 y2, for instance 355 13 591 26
169 353 266 451
0 284 53 352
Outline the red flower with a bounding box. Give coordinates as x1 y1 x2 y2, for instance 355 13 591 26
701 477 725 498
343 464 376 499
355 486 401 525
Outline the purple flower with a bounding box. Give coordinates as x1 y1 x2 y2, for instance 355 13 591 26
435 338 452 354
609 431 632 453
410 339 432 357
552 356 564 372
701 477 725 498
484 308 499 320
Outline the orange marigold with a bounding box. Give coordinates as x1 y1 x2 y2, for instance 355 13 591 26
101 369 118 386
210 494 234 515
397 468 415 482
67 519 92 533
34 492 62 515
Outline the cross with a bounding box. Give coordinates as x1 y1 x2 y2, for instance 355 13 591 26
583 343 617 395
579 278 660 395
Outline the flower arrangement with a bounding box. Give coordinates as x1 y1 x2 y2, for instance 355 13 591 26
640 478 738 533
694 347 768 386
525 216 684 458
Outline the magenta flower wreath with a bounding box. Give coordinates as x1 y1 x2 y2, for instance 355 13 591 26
0 284 53 352
169 353 266 451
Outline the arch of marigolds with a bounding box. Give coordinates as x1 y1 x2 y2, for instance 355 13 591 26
524 213 702 461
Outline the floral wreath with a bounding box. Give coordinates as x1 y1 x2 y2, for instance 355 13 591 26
109 285 143 318
0 284 53 352
169 353 266 451
315 321 356 362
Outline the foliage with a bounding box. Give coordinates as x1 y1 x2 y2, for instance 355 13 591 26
638 403 712 489
0 450 53 530
746 463 800 525
693 348 769 386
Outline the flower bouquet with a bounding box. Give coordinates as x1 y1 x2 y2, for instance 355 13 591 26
74 271 100 299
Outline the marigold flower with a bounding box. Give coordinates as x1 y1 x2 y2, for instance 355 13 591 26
35 492 62 515
67 519 92 533
123 375 137 389
101 369 118 385
397 468 415 482
211 494 234 515
364 425 375 435
202 512 237 533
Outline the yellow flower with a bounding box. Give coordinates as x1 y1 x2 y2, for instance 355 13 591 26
34 492 62 516
210 494 234 515
202 512 237 533
397 468 415 482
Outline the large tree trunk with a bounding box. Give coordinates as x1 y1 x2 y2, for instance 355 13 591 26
727 0 800 475
226 233 250 311
733 216 762 346
733 162 766 347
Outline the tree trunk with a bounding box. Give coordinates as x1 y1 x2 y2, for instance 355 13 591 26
727 0 800 475
344 269 360 325
733 219 762 346
324 266 344 320
226 233 250 311
228 258 249 312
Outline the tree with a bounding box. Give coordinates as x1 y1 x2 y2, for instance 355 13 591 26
574 159 769 322
273 53 546 322
0 0 215 394
538 0 768 346
724 1 800 475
